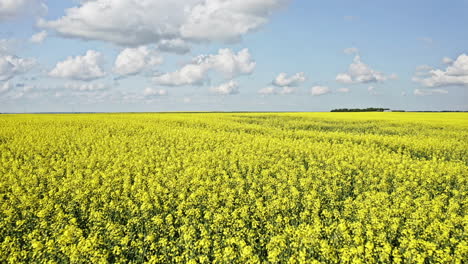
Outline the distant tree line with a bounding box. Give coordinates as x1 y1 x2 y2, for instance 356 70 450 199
331 108 390 112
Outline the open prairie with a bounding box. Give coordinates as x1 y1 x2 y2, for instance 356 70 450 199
0 113 467 263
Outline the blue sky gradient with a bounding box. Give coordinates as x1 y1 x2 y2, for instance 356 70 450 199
0 0 467 112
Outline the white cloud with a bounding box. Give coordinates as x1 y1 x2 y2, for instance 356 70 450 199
0 0 47 21
113 46 163 77
272 72 306 87
414 65 433 77
30 30 48 44
442 57 453 65
153 48 255 86
443 54 468 76
39 0 290 48
157 39 190 54
154 63 207 86
278 86 295 95
337 87 350 93
336 55 392 84
0 80 13 94
257 86 295 95
143 87 168 97
335 73 353 84
38 1 187 46
210 80 239 95
343 47 359 55
206 48 256 78
0 55 36 81
258 86 276 95
413 54 468 87
180 0 289 43
414 88 448 96
310 86 330 96
49 50 106 81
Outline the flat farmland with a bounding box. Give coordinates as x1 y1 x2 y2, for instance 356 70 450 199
0 113 466 263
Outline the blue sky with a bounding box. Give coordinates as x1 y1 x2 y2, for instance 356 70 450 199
0 0 467 112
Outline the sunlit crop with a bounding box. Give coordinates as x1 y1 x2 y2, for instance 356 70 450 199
0 112 466 263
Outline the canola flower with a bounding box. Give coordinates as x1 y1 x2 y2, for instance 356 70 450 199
0 112 467 263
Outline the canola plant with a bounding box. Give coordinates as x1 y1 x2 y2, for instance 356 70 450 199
0 113 466 263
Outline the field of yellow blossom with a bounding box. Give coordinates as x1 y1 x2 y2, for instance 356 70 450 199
0 112 466 263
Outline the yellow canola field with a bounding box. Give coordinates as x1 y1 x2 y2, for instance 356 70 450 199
0 112 467 263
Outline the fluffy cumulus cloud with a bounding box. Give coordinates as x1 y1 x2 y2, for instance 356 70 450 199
413 54 468 87
414 88 448 96
113 46 163 77
0 0 47 21
0 55 36 81
335 73 353 84
154 63 206 87
49 50 106 81
39 0 290 49
30 30 47 43
153 48 255 86
259 72 305 95
336 55 394 84
205 48 256 78
310 86 330 96
272 72 306 87
210 80 239 95
180 0 290 43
